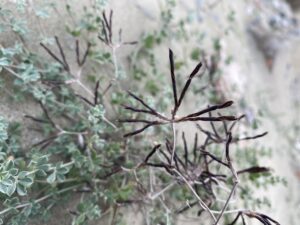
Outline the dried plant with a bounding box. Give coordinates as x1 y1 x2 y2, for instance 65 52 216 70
120 49 280 225
98 10 138 47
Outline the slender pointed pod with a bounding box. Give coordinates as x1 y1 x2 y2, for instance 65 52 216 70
186 101 234 118
176 61 203 110
169 49 178 110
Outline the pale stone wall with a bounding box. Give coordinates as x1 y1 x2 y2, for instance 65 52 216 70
0 0 299 224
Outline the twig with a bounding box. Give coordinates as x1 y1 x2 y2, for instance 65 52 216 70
172 168 217 223
214 132 239 225
0 184 82 216
55 36 69 71
170 123 176 165
182 132 188 167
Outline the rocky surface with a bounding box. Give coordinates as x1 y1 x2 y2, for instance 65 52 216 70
0 0 299 224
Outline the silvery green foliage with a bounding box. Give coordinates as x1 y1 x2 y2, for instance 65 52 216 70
88 105 107 132
72 200 101 225
46 162 72 184
88 105 105 124
0 45 22 71
94 0 109 9
0 1 284 225
0 159 33 197
0 151 68 198
0 159 17 196
0 7 27 36
13 63 40 84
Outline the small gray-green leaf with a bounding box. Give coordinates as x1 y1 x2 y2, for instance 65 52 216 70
18 171 29 179
0 179 16 196
9 168 18 176
0 57 10 66
47 171 56 184
19 177 33 187
17 183 27 196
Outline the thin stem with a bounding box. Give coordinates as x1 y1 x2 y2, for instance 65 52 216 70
213 131 239 224
211 209 246 215
149 181 176 200
0 184 82 216
214 182 238 224
172 169 217 223
76 80 94 97
112 46 119 78
170 123 176 165
103 116 117 129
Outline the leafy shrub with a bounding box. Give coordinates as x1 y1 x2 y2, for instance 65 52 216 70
0 1 284 225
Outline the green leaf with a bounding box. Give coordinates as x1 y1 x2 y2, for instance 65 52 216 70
75 214 86 224
0 57 10 66
145 80 159 96
76 202 85 212
174 61 184 70
56 173 65 182
18 177 33 187
213 38 221 51
65 25 81 37
89 51 111 64
15 0 27 12
36 169 47 177
18 63 40 83
37 163 51 172
22 204 32 216
5 160 14 170
16 183 27 196
35 9 50 19
0 152 6 161
18 171 29 179
190 48 201 61
47 171 56 184
1 44 22 57
144 35 155 49
0 178 16 196
9 168 19 176
3 197 19 211
88 104 105 126
57 167 68 174
11 19 27 36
